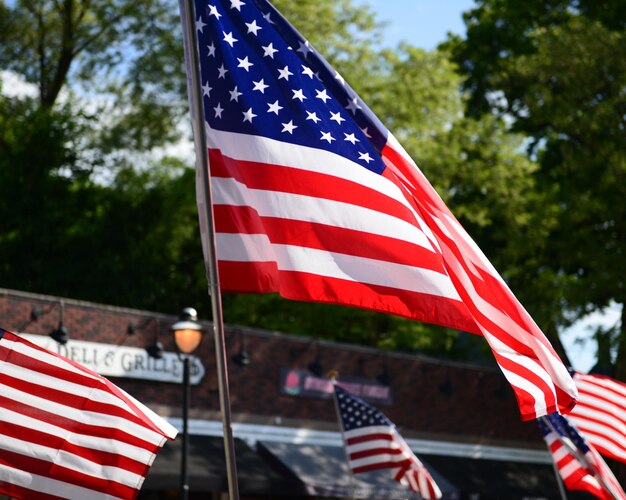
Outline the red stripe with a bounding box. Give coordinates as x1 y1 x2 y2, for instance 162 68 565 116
346 433 393 445
0 393 159 454
348 447 403 460
0 449 138 499
214 205 446 271
218 262 477 332
352 458 412 474
0 420 149 476
210 148 421 225
0 368 156 433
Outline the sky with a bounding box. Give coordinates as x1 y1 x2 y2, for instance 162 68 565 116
358 0 475 49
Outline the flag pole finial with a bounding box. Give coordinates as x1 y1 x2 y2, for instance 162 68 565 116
327 369 338 381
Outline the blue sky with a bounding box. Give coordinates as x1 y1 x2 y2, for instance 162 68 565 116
358 0 476 49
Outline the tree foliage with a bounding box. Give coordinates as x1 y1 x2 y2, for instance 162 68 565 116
446 0 626 372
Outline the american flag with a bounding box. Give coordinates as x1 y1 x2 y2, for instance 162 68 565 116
539 413 626 500
569 371 626 464
0 329 177 500
190 0 577 420
334 384 442 499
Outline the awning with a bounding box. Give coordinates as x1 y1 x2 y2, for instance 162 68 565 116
257 441 460 500
141 435 305 496
419 454 593 500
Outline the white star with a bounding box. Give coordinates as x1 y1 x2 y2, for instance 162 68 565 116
278 66 293 80
344 133 359 144
223 31 238 47
252 79 269 93
321 131 335 143
201 82 212 97
359 152 373 163
281 120 297 134
237 56 253 72
196 16 206 33
208 4 221 19
330 111 345 124
229 86 242 101
361 126 372 138
334 71 345 85
315 89 331 103
246 19 262 35
207 43 216 57
346 97 362 114
214 102 224 118
292 89 306 101
217 64 228 79
267 100 283 114
230 0 245 11
302 65 315 78
242 107 257 123
306 111 321 123
262 43 278 58
263 11 274 24
297 40 313 57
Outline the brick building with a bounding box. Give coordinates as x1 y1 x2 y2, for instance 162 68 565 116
0 288 590 499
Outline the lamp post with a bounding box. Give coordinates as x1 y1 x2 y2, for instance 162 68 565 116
171 307 204 500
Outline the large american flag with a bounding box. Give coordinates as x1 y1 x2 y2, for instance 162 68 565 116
334 384 442 499
190 0 577 420
569 372 626 464
0 329 177 500
539 413 626 500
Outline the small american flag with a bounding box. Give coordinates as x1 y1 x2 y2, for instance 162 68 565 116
189 0 577 420
0 329 177 500
539 413 626 500
334 384 442 499
569 371 626 464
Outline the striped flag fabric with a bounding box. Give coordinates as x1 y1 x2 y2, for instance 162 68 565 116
189 0 577 420
0 329 177 500
569 371 626 464
333 384 442 499
539 413 626 500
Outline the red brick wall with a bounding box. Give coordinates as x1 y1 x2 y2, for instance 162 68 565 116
0 288 542 446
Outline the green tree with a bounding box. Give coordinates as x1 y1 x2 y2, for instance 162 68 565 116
446 0 626 375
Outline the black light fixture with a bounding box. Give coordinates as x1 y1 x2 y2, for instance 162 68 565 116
49 301 69 345
308 343 324 376
170 307 204 500
232 330 250 366
377 354 392 385
146 339 164 359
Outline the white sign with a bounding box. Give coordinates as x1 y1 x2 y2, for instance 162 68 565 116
20 333 205 384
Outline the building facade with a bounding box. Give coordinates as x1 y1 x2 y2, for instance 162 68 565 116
0 288 592 499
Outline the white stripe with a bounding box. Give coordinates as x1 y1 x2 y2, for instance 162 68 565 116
0 406 155 464
205 124 420 217
217 233 462 300
349 453 406 470
212 176 435 252
0 434 144 488
0 377 165 446
346 439 399 454
0 463 124 500
344 425 394 439
570 408 626 446
578 375 626 400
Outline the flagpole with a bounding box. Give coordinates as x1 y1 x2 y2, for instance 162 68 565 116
542 417 618 500
177 1 240 499
329 371 356 500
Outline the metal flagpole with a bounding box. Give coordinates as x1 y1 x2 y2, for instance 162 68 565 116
177 1 240 499
542 417 619 500
329 372 356 500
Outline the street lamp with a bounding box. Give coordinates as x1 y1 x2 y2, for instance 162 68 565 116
171 307 204 500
